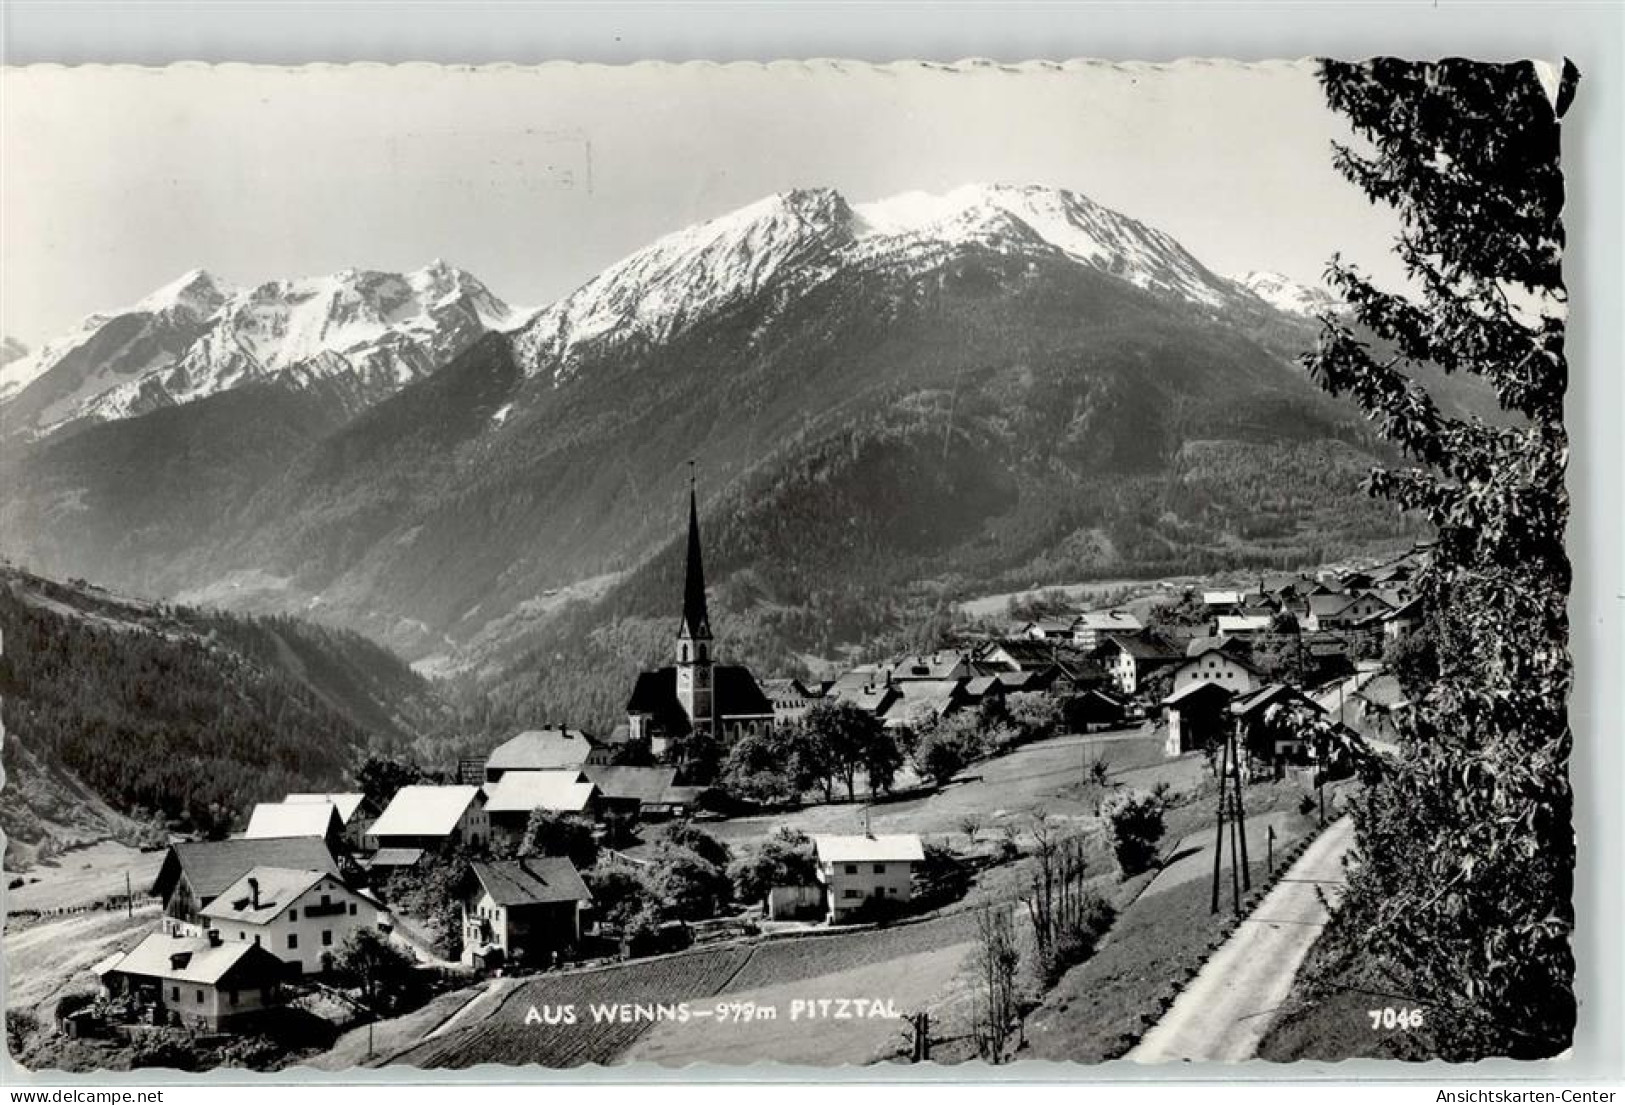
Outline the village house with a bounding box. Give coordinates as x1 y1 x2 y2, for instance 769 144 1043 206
152 837 343 926
1068 610 1143 650
888 651 978 683
367 785 490 851
460 857 593 970
761 677 821 728
482 771 602 850
883 678 969 731
283 792 374 850
624 482 775 756
1170 639 1263 695
243 801 345 851
824 675 903 722
484 727 602 781
1067 686 1127 731
1020 617 1076 641
1305 591 1395 632
1215 614 1273 637
1231 683 1327 764
1372 596 1423 641
1092 631 1184 696
95 930 287 1032
201 866 384 975
813 834 925 922
580 764 697 820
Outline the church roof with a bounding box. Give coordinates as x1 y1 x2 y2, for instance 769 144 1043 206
626 664 775 725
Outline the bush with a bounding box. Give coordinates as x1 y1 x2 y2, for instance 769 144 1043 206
729 827 817 905
5 1008 40 1055
650 846 732 921
52 992 97 1024
1037 895 1117 987
518 810 599 869
913 840 971 910
1101 789 1166 877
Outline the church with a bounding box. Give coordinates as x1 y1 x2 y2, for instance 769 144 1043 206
624 479 774 759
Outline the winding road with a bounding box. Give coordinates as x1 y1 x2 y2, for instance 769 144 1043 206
1129 815 1356 1063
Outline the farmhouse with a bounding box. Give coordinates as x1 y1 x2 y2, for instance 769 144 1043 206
1161 680 1235 755
201 866 384 975
813 834 925 923
1020 617 1075 641
580 765 694 819
95 930 287 1031
1067 686 1127 731
243 801 345 850
1169 640 1262 694
482 771 602 849
1304 591 1394 632
624 482 774 756
1231 683 1326 763
368 785 490 851
283 792 373 849
889 651 977 682
460 857 593 970
152 837 342 925
485 727 601 781
1215 614 1273 636
1092 632 1184 696
1068 610 1143 650
882 678 968 731
761 678 821 727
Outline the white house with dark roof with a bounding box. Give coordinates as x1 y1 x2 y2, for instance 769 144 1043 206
813 834 925 922
95 930 288 1030
202 866 384 975
367 784 489 851
460 857 593 969
1069 610 1144 650
484 727 602 781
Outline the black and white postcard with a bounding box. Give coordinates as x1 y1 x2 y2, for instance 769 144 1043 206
0 56 1583 1074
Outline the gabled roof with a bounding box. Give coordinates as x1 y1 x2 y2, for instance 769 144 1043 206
1216 615 1272 635
814 834 925 864
1231 683 1323 719
369 785 483 839
468 857 591 908
1185 634 1248 658
963 675 1003 698
1163 680 1237 707
885 679 966 724
1202 590 1245 607
152 837 342 902
487 728 596 773
284 792 367 823
366 848 426 869
202 866 332 925
892 652 973 681
581 765 680 805
1071 610 1143 633
979 637 1062 669
98 931 284 988
482 771 598 815
1099 632 1184 662
244 801 343 841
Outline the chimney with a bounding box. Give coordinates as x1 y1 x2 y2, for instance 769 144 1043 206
248 877 260 909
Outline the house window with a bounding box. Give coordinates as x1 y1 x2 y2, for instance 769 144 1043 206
196 989 204 1004
288 933 298 950
349 903 357 916
872 864 885 874
289 909 298 921
322 930 333 947
321 894 331 907
843 889 861 899
171 985 179 1001
229 990 239 1006
844 864 858 875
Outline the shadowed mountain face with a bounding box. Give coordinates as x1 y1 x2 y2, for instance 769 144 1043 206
0 185 1430 675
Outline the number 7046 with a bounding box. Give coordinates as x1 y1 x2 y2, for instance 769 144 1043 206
1368 1007 1425 1030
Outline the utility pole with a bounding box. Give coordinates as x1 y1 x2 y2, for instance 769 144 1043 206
1267 824 1276 875
1210 733 1229 915
126 871 134 918
1231 722 1251 892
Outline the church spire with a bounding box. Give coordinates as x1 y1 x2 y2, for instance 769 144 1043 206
679 462 712 644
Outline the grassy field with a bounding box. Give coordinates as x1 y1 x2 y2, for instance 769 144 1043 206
4 841 163 913
1019 781 1327 1065
4 904 160 1014
686 728 1204 857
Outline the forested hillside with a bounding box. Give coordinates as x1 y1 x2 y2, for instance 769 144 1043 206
0 567 451 857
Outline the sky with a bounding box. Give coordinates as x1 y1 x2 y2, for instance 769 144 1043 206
0 59 1405 345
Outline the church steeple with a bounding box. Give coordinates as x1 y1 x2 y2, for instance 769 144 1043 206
679 463 712 645
675 462 714 734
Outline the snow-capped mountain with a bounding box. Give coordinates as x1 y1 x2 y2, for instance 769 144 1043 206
1231 270 1340 318
513 183 1246 383
0 336 34 401
3 262 514 435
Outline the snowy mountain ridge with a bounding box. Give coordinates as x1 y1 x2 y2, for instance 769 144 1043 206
3 261 515 434
1230 269 1341 318
513 183 1247 383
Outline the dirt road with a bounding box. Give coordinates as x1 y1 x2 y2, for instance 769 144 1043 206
1128 816 1355 1063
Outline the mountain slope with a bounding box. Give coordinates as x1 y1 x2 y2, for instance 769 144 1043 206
1 262 514 436
0 184 1433 682
0 566 451 859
